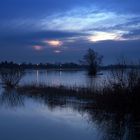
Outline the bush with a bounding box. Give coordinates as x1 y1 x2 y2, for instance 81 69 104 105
0 68 25 88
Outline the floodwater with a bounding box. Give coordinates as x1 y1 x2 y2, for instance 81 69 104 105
21 70 107 87
0 88 139 140
0 70 139 140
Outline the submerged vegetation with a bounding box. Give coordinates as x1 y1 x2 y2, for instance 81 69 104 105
13 66 140 139
16 66 140 113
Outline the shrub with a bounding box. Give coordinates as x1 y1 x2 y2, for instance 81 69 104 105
0 68 25 88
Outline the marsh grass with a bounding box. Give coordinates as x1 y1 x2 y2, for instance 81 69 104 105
17 83 96 100
17 67 140 112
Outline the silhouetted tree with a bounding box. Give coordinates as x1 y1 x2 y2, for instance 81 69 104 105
84 48 103 75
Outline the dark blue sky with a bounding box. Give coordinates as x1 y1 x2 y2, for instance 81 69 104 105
0 0 140 64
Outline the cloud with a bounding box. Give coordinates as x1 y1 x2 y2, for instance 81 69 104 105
121 29 140 40
0 30 86 47
40 7 139 32
0 0 140 63
39 7 140 43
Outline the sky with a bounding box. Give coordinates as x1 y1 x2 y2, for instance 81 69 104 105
0 0 140 64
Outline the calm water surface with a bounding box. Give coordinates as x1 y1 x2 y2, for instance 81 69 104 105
21 70 107 87
0 88 102 140
0 88 139 140
0 70 139 140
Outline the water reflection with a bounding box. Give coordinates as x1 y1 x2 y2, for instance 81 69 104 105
36 70 39 84
0 88 24 107
21 70 107 87
0 88 140 140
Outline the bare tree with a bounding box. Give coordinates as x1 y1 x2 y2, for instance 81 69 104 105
109 57 128 89
84 48 103 75
0 68 25 88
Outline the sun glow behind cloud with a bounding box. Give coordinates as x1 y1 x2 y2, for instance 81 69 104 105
32 40 63 54
33 45 44 51
88 32 123 42
44 40 62 47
